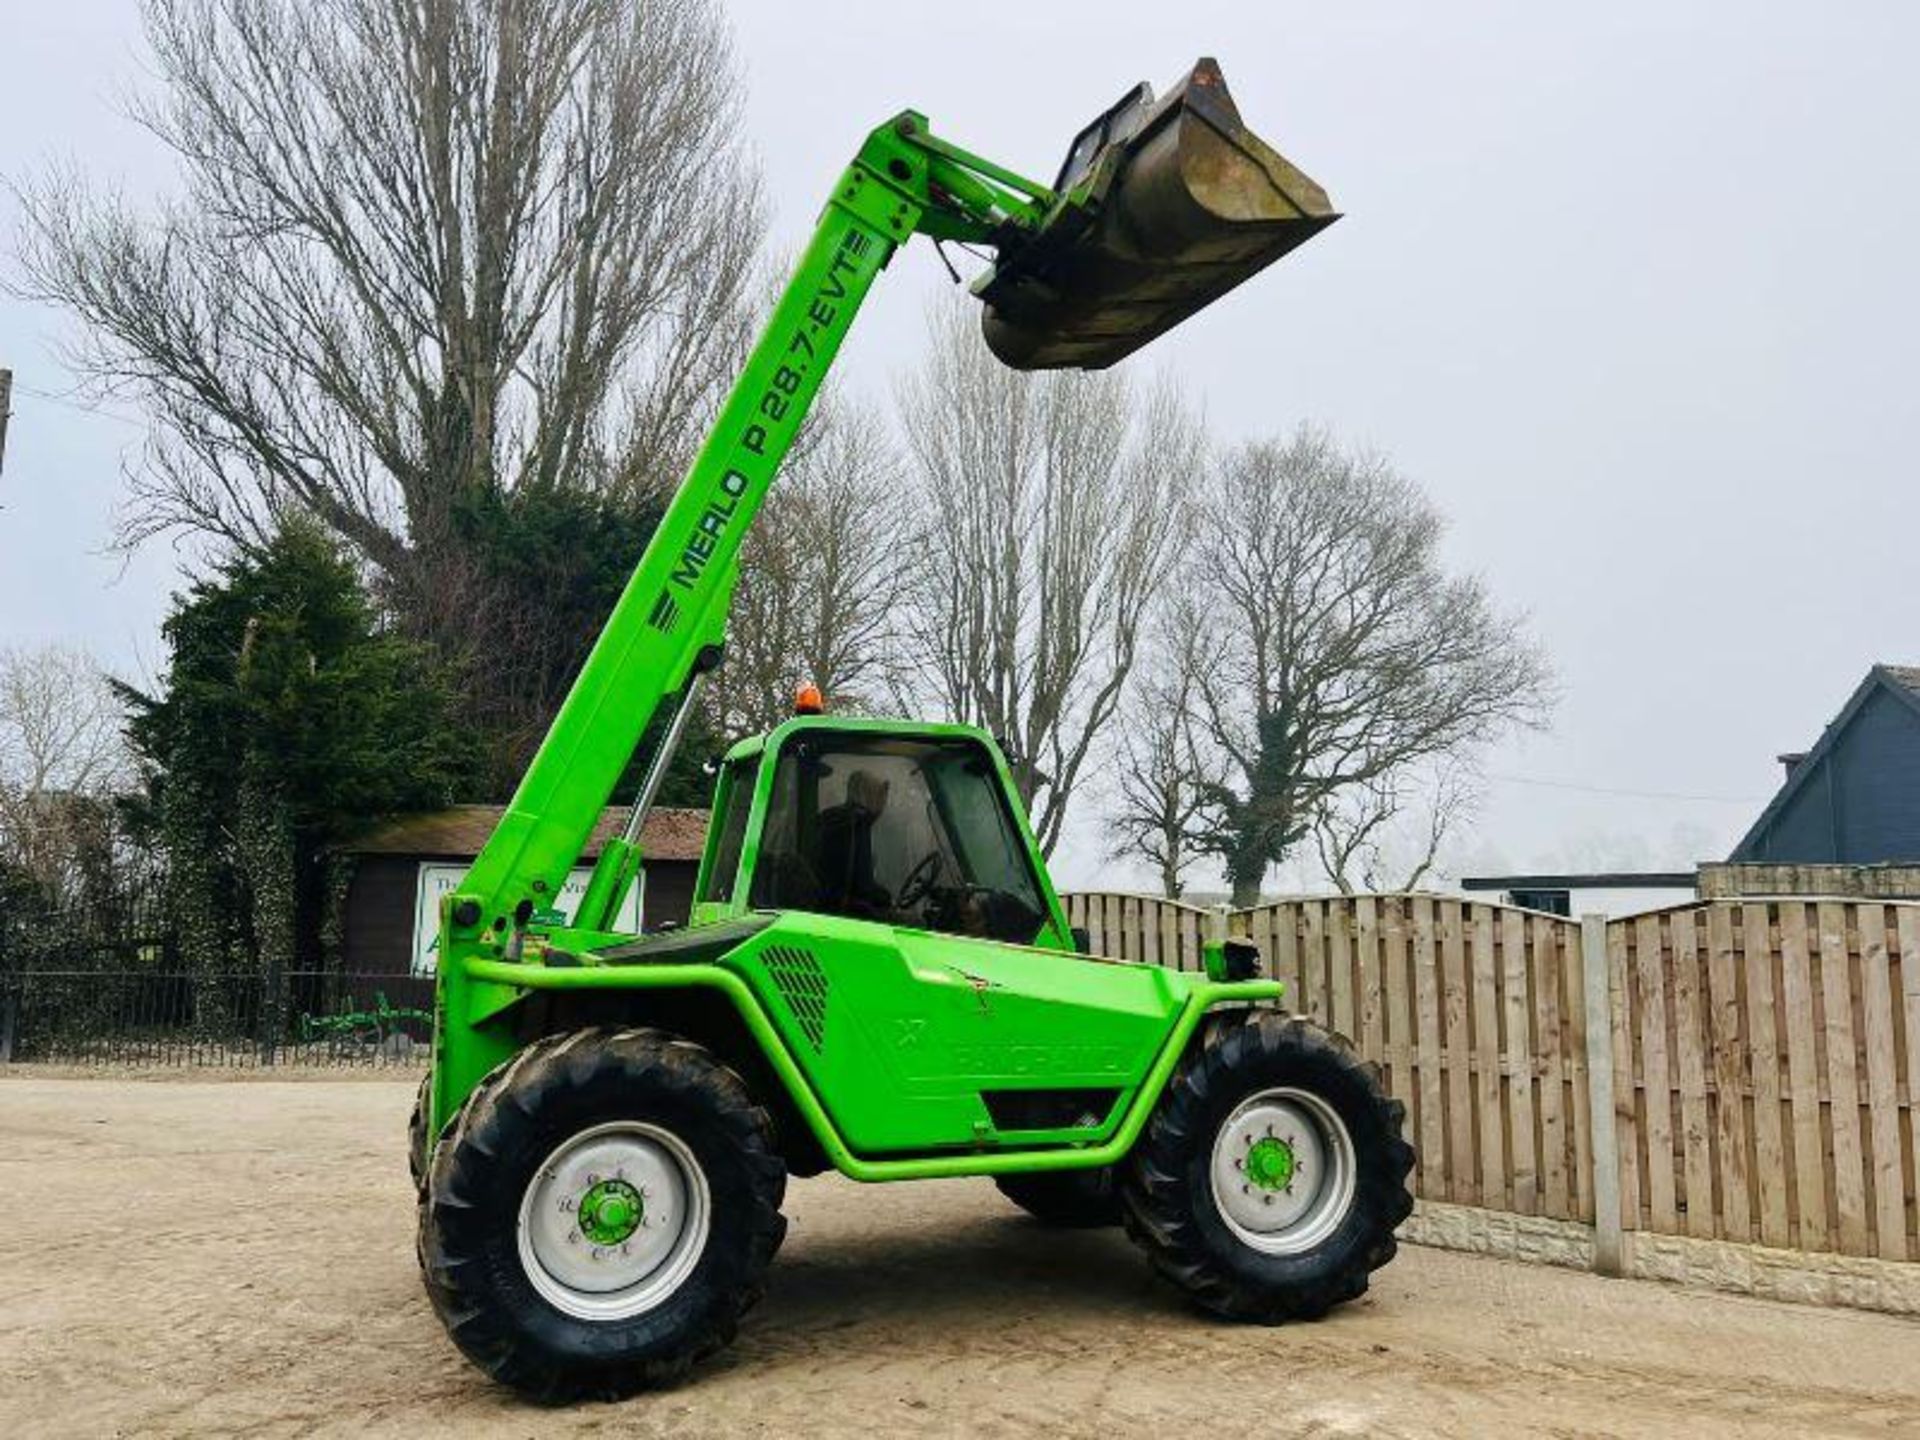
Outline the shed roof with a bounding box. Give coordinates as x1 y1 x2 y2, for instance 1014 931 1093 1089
341 805 710 863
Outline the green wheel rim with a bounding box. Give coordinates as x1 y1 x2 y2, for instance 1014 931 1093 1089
1244 1135 1296 1192
576 1178 645 1247
1208 1086 1358 1256
516 1120 711 1321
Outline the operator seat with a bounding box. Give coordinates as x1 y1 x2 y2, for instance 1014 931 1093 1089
815 769 893 917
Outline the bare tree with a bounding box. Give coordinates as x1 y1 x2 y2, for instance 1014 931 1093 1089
706 398 907 738
0 645 132 902
1106 602 1219 898
1185 426 1552 905
14 0 760 645
895 299 1200 856
1309 760 1476 895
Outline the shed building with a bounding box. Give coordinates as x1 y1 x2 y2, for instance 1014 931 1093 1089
334 806 709 977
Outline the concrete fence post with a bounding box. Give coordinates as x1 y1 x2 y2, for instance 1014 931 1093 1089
1580 913 1625 1277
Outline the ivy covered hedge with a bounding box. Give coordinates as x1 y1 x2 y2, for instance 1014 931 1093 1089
119 523 474 987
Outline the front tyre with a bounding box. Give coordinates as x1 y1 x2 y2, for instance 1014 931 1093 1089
418 1028 787 1400
1121 1013 1412 1322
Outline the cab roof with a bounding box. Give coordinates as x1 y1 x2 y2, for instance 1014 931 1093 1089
720 714 1004 767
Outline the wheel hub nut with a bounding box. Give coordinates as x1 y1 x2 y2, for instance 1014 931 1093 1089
576 1178 645 1247
1244 1135 1296 1192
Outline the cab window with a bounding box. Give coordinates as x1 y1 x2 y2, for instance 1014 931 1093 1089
748 734 1049 944
698 759 757 904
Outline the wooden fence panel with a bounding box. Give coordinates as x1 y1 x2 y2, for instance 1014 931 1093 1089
1065 892 1212 972
1060 890 1920 1264
1902 908 1920 1263
1383 898 1416 1150
1607 917 1640 1233
1357 896 1385 1063
1562 914 1594 1224
1502 907 1539 1215
1818 902 1869 1255
1600 900 1920 1259
1778 903 1829 1250
1441 902 1476 1203
1530 911 1567 1219
1633 912 1679 1234
1182 906 1203 971
1307 902 1329 1021
1859 903 1904 1261
1470 906 1506 1210
1411 895 1448 1200
1742 902 1791 1249
1671 910 1714 1239
1271 904 1300 1009
1704 905 1751 1244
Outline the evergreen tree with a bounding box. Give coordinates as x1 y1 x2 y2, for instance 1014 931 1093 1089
122 523 473 984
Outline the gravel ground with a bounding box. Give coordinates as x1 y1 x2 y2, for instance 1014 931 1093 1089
3 1072 1919 1438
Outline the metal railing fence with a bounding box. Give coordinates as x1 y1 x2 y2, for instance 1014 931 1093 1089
0 967 432 1067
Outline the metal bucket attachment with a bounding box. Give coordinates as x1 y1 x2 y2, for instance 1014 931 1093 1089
977 59 1337 370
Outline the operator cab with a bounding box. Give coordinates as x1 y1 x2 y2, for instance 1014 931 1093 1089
694 720 1065 947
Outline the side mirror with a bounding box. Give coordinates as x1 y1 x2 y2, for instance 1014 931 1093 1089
1202 936 1263 982
1222 938 1262 981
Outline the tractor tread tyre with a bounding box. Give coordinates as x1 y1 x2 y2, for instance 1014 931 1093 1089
417 1027 787 1402
994 1167 1123 1228
1119 1012 1413 1324
407 1071 431 1195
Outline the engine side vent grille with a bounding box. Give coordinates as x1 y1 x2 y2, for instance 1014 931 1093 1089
763 945 828 1053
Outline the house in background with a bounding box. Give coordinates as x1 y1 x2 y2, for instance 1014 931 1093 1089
1696 663 1920 902
1469 666 1920 914
1729 665 1920 865
334 805 709 977
1459 872 1696 918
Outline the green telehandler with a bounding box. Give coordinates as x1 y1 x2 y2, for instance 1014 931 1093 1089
413 59 1414 1400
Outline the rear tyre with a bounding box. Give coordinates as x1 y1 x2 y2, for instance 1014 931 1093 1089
418 1028 787 1401
407 1071 431 1194
994 1167 1123 1228
1120 1012 1413 1322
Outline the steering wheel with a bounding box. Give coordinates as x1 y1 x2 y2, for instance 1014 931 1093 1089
895 851 945 909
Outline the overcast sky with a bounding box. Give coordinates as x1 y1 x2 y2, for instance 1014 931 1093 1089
2 1 1916 891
